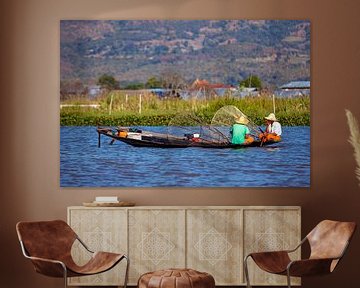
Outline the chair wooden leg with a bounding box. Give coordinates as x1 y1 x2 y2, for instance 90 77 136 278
244 255 252 288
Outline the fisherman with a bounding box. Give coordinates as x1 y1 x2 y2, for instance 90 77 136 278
260 113 282 142
230 116 254 145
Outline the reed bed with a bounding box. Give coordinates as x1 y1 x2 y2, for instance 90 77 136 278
60 92 310 126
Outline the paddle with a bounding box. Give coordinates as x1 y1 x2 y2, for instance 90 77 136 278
98 131 101 148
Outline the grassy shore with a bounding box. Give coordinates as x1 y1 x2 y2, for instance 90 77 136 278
60 93 310 126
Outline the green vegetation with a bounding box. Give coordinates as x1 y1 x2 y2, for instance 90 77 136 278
123 82 145 90
60 92 310 126
145 76 162 88
97 74 119 90
239 75 262 89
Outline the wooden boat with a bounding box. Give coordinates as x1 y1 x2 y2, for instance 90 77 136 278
97 127 280 148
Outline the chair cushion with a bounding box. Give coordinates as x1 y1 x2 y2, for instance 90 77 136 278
138 268 215 288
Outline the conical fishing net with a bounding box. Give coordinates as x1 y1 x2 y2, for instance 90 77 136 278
167 112 229 145
211 105 262 140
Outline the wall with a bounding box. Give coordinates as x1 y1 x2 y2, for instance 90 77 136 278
1 0 360 287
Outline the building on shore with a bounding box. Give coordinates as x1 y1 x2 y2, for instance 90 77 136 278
275 81 310 97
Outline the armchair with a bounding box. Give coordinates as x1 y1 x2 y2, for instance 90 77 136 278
244 220 356 288
16 220 129 288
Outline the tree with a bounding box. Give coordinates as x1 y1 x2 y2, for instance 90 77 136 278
97 74 119 90
239 75 262 89
124 82 145 90
60 79 87 100
145 76 162 89
159 71 187 98
160 71 187 90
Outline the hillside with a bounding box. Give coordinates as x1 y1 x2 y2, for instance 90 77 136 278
60 20 310 88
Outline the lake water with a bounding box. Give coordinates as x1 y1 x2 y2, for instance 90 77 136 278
60 126 310 187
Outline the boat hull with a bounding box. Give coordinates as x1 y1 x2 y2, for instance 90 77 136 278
97 127 279 148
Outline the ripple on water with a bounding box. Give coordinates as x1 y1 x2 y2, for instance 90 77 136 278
60 126 310 187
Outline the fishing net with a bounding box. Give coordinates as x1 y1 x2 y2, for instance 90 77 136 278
167 112 229 145
211 105 262 140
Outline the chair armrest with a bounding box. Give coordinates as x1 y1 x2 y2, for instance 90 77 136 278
246 251 291 274
25 255 65 265
76 236 94 253
247 250 290 258
287 258 335 277
285 237 307 253
25 255 67 277
19 240 67 277
245 236 306 258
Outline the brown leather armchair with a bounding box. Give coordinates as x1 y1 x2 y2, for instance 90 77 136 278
16 220 129 288
244 220 356 288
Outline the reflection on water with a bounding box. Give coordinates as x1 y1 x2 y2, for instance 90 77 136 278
60 126 310 187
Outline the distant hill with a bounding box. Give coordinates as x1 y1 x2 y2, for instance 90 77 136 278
60 20 310 88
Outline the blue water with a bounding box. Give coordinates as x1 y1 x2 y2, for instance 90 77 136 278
60 126 310 187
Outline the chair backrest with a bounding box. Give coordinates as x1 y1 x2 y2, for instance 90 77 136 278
307 220 356 261
16 220 77 261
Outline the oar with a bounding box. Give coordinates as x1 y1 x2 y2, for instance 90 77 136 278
260 135 266 147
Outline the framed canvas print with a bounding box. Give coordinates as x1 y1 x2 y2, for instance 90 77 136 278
60 20 310 187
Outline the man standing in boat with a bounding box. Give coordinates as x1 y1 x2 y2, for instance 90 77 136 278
231 116 254 145
260 113 282 142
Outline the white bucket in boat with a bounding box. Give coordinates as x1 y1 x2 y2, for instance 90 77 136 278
127 132 142 140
